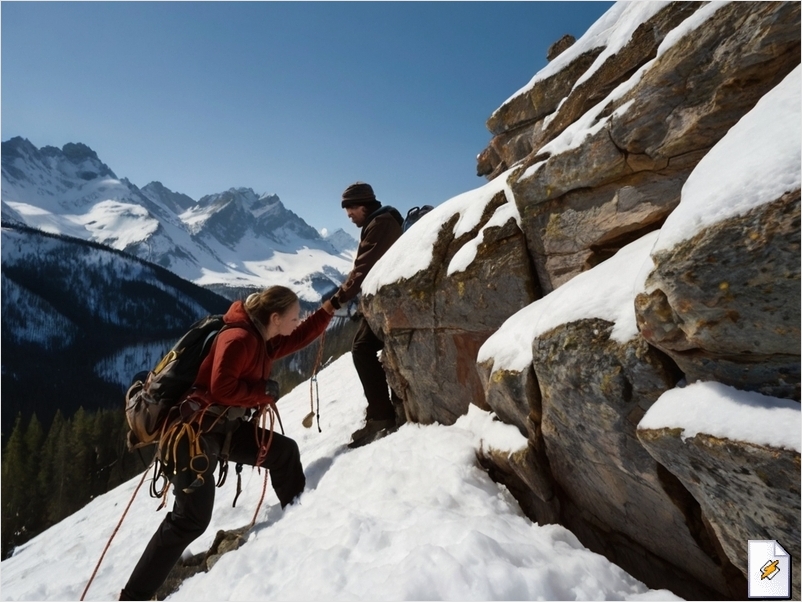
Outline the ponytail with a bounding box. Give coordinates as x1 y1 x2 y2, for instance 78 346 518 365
244 286 299 331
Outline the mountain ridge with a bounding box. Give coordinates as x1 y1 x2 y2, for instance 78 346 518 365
1 137 357 301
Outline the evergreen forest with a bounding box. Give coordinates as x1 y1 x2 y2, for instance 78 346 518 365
1 407 152 560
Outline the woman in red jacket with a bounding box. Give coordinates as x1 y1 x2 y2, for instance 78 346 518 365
121 286 334 600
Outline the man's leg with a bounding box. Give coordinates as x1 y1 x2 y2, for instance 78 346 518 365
228 424 306 508
351 317 394 421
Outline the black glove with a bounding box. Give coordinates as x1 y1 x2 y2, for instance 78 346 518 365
265 379 281 401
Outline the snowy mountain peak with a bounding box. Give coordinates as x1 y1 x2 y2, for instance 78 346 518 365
141 181 196 214
4 137 116 183
323 228 359 254
182 187 321 244
2 139 356 301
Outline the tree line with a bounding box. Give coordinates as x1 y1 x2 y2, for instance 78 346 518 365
1 407 151 560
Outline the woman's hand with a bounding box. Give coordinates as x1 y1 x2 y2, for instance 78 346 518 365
322 299 335 315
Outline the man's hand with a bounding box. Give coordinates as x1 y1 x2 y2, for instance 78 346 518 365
322 299 335 315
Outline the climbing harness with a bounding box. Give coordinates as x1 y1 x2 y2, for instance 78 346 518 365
81 399 281 598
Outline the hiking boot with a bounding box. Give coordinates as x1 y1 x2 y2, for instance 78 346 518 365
349 417 395 444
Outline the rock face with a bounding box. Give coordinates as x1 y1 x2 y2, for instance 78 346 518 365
638 428 801 600
530 320 740 599
498 2 800 293
636 192 801 401
363 2 800 599
546 34 575 62
364 190 538 424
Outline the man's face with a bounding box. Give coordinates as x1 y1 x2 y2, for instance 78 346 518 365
345 205 369 228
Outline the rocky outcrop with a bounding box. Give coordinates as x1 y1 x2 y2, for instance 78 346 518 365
156 526 250 600
492 2 801 293
636 192 801 401
364 188 538 424
636 381 802 599
529 320 740 599
639 427 801 600
546 34 575 62
363 2 800 599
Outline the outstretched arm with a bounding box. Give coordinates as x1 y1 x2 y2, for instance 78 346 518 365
268 306 333 360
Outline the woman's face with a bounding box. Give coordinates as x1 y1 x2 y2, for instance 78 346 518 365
272 301 301 337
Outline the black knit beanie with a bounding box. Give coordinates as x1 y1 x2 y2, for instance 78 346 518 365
341 182 381 209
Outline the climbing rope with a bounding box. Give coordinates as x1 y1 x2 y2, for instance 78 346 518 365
83 401 280 598
249 401 278 527
303 330 326 430
80 462 152 601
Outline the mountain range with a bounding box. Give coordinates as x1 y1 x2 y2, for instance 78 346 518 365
1 223 232 434
1 137 357 302
0 137 359 435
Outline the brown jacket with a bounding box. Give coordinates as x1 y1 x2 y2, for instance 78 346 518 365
332 205 402 308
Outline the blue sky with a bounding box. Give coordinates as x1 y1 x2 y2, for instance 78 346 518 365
2 1 613 234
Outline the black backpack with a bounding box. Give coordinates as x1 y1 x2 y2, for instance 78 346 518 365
125 315 235 449
402 205 434 232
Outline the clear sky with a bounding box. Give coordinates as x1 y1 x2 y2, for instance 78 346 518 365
2 1 613 234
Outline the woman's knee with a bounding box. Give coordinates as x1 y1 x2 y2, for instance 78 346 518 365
277 436 301 465
169 479 216 537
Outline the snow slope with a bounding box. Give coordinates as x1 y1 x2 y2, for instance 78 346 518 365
0 355 678 602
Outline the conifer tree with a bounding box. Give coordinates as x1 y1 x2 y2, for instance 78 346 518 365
37 409 64 527
1 414 28 558
67 407 92 515
47 413 72 524
22 414 45 537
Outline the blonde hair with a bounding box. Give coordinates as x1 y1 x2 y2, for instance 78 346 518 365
244 286 299 330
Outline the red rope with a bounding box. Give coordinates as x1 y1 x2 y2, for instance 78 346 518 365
250 468 270 529
80 465 151 600
248 403 278 527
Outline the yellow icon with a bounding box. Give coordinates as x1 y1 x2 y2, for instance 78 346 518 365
749 540 790 598
760 559 780 580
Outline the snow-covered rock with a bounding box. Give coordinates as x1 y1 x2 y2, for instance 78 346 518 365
485 2 800 293
638 382 801 599
635 66 801 401
363 2 801 599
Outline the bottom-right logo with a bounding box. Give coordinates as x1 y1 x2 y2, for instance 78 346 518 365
748 540 791 599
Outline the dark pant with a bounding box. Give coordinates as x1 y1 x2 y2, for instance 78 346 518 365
121 421 304 600
352 317 399 421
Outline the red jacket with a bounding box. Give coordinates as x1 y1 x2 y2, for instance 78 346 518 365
191 300 332 408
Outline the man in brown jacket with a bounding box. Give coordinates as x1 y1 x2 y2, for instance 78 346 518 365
328 182 404 447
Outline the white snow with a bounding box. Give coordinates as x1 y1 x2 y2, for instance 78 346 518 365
518 1 731 182
94 339 176 387
497 2 669 109
447 201 521 277
651 64 801 254
478 231 659 375
362 169 517 295
0 354 678 602
77 200 160 247
2 147 356 301
639 381 801 453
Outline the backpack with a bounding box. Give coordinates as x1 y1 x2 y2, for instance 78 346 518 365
402 205 434 232
125 314 231 450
